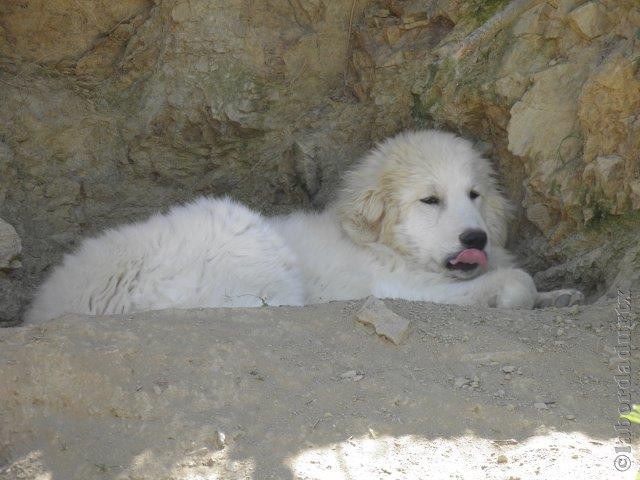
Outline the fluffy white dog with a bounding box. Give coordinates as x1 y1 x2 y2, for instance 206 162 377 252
26 130 581 323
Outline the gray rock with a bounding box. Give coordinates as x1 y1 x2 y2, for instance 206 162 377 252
355 297 411 345
0 218 21 269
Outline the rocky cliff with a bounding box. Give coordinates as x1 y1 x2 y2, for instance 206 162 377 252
1 0 639 324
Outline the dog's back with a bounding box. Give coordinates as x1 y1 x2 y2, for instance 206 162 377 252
26 197 304 323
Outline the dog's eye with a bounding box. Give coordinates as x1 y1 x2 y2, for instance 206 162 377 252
420 196 440 205
469 190 480 200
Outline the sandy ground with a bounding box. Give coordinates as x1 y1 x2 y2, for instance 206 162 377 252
0 298 639 479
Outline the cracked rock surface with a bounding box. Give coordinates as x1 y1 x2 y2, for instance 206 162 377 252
1 0 639 324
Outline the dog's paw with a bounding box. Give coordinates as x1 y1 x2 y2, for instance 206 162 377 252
485 268 537 309
534 288 584 309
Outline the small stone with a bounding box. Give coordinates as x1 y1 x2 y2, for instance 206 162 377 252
497 454 508 464
212 430 226 449
501 365 516 373
0 218 22 269
384 26 402 46
400 19 430 30
565 414 576 421
339 370 364 381
535 394 556 404
355 297 411 345
153 385 162 395
557 328 564 336
494 389 506 398
534 402 548 410
454 377 470 388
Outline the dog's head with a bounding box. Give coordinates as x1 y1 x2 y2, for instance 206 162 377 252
336 130 511 279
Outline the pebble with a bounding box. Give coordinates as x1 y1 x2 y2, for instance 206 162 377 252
454 377 470 388
212 430 226 449
497 454 508 464
565 414 576 420
355 297 411 345
534 394 556 404
340 370 365 381
534 402 549 410
501 365 516 373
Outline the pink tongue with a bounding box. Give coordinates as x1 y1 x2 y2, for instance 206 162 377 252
451 248 487 267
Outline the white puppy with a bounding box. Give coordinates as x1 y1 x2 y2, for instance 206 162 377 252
26 130 580 323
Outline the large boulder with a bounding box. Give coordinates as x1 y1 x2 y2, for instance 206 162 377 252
0 0 639 321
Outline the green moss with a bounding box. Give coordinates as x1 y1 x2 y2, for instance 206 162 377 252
585 208 640 234
410 93 432 126
469 0 512 26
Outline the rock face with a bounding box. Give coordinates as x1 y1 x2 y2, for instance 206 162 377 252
0 300 636 479
0 0 639 323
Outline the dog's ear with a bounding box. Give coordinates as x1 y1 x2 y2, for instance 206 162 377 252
482 182 512 248
338 187 386 245
336 166 387 245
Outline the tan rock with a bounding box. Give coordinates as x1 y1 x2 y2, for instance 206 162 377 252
508 63 585 161
512 4 549 37
0 0 150 64
384 26 402 46
568 2 609 39
526 203 553 232
579 51 640 163
495 73 530 102
583 155 624 185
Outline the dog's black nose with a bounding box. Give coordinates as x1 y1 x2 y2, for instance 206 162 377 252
459 229 487 250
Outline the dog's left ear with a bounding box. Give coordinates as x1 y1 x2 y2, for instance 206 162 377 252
335 163 388 245
482 182 511 248
337 185 386 245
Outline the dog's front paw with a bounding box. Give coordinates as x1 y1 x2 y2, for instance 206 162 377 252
486 268 537 309
534 288 584 309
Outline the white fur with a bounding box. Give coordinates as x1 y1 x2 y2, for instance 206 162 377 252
26 130 540 324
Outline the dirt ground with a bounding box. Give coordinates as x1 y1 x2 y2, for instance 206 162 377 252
1 298 639 479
